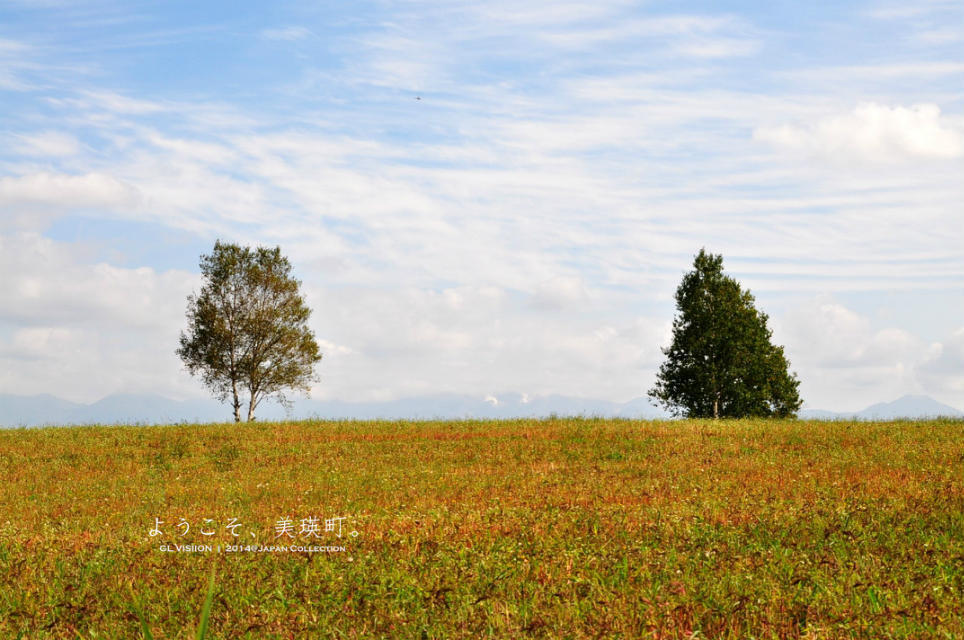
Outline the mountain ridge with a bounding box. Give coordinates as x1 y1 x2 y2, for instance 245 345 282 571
1 392 961 427
800 394 964 420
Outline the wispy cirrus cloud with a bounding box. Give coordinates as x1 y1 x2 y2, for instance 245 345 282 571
260 26 312 41
865 0 961 21
9 130 81 156
0 37 36 89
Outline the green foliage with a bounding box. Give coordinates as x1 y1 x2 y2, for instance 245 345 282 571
650 248 802 418
177 240 322 422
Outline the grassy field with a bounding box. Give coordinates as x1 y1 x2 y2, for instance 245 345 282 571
1 417 962 639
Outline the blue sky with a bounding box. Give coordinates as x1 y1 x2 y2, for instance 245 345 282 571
1 0 962 412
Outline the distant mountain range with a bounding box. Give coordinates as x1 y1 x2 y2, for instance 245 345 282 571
799 395 964 421
0 392 960 428
0 392 668 427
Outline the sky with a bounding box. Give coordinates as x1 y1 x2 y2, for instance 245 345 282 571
1 0 962 413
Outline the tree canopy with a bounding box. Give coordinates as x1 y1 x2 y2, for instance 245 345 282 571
177 241 322 422
649 249 802 418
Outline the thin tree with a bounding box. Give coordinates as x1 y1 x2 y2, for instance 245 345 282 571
649 248 801 418
177 241 322 422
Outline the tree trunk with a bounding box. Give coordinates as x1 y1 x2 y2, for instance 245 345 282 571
713 394 719 419
247 395 257 422
232 381 241 423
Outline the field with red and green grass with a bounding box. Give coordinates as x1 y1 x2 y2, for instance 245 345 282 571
1 417 962 638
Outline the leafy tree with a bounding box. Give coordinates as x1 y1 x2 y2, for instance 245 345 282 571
177 241 322 422
649 248 801 418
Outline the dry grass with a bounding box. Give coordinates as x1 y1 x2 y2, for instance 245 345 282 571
1 417 962 638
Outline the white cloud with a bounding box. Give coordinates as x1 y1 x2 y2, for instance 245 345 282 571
530 276 591 310
0 172 136 208
773 298 955 410
785 62 964 83
754 102 964 162
673 37 758 58
145 132 237 165
918 328 964 395
0 324 195 404
0 234 668 404
0 37 36 90
0 232 195 330
780 299 923 369
537 15 760 58
469 1 629 27
12 131 82 157
0 38 29 53
0 172 139 229
302 284 667 403
78 90 166 114
912 27 964 45
866 0 961 21
0 79 958 408
0 232 200 402
3 327 82 361
260 26 312 41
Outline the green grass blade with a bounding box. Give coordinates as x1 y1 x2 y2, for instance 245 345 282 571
138 612 155 640
129 590 154 640
195 566 217 640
